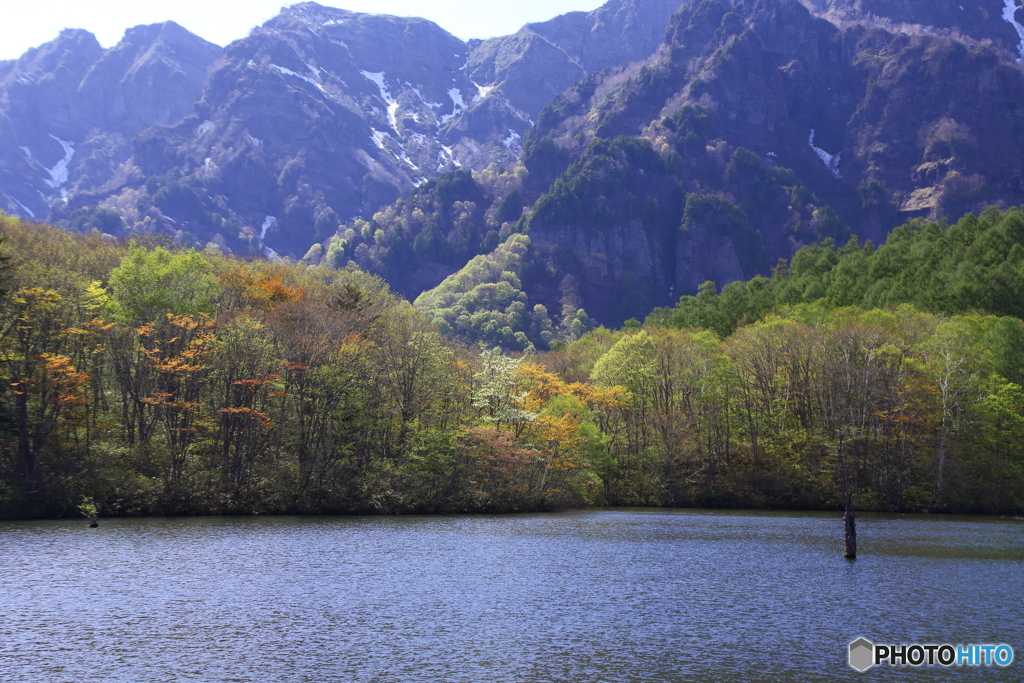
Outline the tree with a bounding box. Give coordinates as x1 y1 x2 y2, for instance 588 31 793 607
0 233 10 302
210 316 280 509
138 314 216 492
371 307 463 458
913 317 985 510
107 246 220 324
473 346 537 434
1 288 79 487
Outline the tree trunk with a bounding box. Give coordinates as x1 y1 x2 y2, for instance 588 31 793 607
15 382 34 485
843 492 857 559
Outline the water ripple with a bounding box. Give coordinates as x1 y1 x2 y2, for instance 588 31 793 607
1 510 1021 682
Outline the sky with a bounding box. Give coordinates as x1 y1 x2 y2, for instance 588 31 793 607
0 0 609 60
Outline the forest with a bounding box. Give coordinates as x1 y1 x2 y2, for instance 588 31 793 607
1 210 1022 519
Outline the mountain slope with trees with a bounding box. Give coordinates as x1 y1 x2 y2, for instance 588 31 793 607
647 205 1024 339
397 0 1024 346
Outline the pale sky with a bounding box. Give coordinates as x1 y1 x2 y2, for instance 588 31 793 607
0 0 611 61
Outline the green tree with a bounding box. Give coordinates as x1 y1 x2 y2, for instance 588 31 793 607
108 246 220 323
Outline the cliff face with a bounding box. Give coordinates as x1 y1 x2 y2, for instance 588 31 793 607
529 0 1024 246
408 0 1024 342
465 0 681 120
0 24 221 221
803 0 1024 58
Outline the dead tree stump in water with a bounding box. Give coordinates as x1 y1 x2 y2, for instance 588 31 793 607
843 493 857 559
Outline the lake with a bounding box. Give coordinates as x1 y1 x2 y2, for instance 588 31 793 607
1 510 1021 682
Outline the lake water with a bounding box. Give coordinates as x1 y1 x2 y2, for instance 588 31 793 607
1 510 1021 682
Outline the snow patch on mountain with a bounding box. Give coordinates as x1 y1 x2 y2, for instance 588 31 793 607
360 71 399 128
441 88 465 123
1002 0 1024 62
260 215 276 241
439 145 461 169
809 130 841 179
370 128 389 149
503 129 522 150
13 197 35 218
272 64 327 94
398 150 418 171
44 134 75 197
372 128 421 172
408 84 443 111
197 120 214 136
473 82 496 101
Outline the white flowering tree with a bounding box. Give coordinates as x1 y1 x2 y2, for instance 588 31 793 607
472 346 537 435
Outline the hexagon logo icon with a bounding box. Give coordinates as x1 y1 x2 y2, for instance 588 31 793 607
849 638 875 672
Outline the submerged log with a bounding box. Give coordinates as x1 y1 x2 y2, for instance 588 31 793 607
843 494 856 559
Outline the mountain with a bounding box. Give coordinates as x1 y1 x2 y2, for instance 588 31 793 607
396 0 1024 346
0 0 682 258
6 0 1024 350
464 0 682 140
804 0 1024 57
0 23 222 223
526 0 1024 237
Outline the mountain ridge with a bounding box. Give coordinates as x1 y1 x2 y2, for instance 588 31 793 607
5 0 1024 348
400 0 1024 346
0 0 680 259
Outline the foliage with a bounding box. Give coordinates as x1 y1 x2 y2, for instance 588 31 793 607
648 207 1024 337
413 234 544 350
107 245 221 323
1 214 1022 518
308 167 528 301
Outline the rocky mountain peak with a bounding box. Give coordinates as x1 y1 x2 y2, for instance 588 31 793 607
2 28 104 84
0 0 684 261
0 22 220 222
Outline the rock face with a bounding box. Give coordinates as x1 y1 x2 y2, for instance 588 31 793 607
803 0 1024 59
409 0 1024 341
530 0 1024 246
0 0 681 258
464 0 681 126
0 23 222 221
6 0 1024 342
